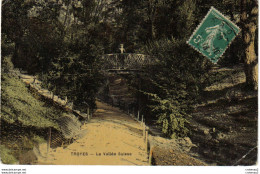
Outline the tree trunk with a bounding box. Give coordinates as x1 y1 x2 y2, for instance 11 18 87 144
64 0 71 26
151 19 156 40
241 0 258 90
148 0 157 40
12 39 21 67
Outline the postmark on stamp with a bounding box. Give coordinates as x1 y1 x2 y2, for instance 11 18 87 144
187 7 240 63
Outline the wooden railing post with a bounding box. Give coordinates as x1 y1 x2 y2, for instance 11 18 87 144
143 125 146 141
33 76 36 84
145 130 148 153
149 146 153 165
87 107 90 121
47 127 51 156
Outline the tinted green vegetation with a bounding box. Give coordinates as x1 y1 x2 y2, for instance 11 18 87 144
139 38 209 138
1 73 60 129
1 0 257 140
0 145 17 164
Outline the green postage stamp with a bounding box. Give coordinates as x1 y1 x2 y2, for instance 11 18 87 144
187 7 240 63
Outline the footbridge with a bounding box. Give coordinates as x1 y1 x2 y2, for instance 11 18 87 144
101 53 153 73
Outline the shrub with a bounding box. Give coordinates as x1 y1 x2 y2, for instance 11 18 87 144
0 145 17 164
138 37 210 138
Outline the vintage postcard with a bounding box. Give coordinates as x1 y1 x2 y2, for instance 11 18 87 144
0 0 258 173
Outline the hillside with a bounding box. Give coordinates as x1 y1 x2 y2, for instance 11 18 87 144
1 71 82 164
188 65 258 165
1 73 61 129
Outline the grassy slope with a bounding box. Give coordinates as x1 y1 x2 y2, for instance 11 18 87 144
1 73 64 164
1 74 61 129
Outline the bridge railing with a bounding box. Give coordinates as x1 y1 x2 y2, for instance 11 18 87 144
101 53 153 70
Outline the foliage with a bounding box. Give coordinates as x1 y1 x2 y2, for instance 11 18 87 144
1 0 257 138
31 135 46 144
0 120 48 164
142 91 190 138
0 145 17 164
42 52 105 111
1 33 15 58
1 73 61 130
2 0 107 110
135 38 211 138
1 56 14 73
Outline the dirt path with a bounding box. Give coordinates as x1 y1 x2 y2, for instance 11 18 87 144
38 101 149 165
